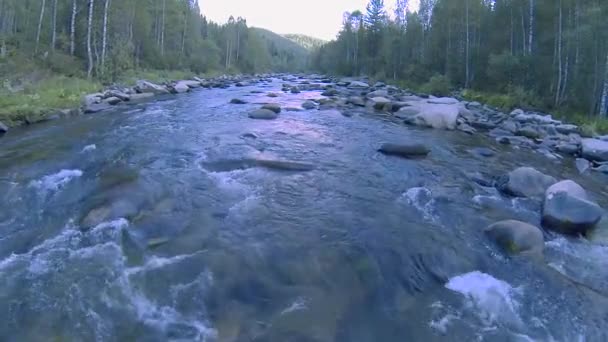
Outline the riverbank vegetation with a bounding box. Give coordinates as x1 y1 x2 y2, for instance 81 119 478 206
0 0 309 126
312 0 608 127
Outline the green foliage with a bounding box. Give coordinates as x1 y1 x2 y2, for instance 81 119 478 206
421 74 451 97
0 76 101 125
313 0 608 121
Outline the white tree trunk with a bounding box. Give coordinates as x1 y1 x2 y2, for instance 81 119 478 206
51 0 57 50
528 0 534 55
87 0 94 79
70 0 77 55
35 0 46 54
160 0 166 56
600 54 608 117
101 0 110 73
555 0 563 107
465 0 470 88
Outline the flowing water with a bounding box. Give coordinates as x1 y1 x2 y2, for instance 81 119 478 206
1 77 608 341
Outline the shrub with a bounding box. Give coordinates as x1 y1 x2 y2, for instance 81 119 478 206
421 74 451 96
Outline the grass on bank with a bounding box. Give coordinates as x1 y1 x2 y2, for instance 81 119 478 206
0 53 222 127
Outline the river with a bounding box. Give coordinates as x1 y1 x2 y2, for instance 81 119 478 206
1 76 608 341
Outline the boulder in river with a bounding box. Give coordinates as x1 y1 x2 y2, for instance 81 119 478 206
82 93 103 107
129 93 155 102
347 81 370 89
103 96 122 105
84 102 113 114
248 109 278 120
369 97 392 110
497 166 556 198
170 81 191 94
367 90 389 98
135 80 169 95
321 88 339 96
230 98 247 104
542 180 603 235
261 103 281 114
302 100 316 110
106 90 130 102
485 220 544 255
290 86 301 94
0 121 8 134
400 103 460 130
575 158 591 174
581 138 608 162
555 142 580 156
378 143 430 158
347 96 365 107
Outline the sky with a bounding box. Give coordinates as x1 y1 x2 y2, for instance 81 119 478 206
198 0 420 41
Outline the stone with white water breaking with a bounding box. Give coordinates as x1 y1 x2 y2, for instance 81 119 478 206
485 220 544 255
542 180 603 235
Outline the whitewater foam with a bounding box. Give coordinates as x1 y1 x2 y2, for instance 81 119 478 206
446 271 523 327
82 144 97 152
29 169 83 196
400 187 437 222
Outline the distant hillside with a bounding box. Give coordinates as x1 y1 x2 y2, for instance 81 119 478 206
284 34 327 51
251 28 309 72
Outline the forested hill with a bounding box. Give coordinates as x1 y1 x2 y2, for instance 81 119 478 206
313 0 608 121
0 0 311 81
250 28 309 72
284 34 326 51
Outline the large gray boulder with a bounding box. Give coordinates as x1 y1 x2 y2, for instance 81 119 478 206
135 80 169 95
404 103 460 130
485 220 544 255
0 121 8 134
542 180 603 235
103 96 122 105
82 93 103 107
581 138 608 162
171 81 191 94
378 143 430 158
181 80 202 88
497 167 556 198
249 109 278 120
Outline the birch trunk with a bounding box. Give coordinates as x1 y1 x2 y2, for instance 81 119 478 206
51 0 57 50
465 0 470 88
600 53 608 117
35 0 46 54
87 0 94 79
528 0 534 55
160 0 166 56
101 0 110 73
70 0 77 55
555 0 563 107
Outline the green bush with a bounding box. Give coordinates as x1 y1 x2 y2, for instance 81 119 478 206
421 74 451 96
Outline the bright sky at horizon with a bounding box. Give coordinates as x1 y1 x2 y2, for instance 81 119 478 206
197 0 420 41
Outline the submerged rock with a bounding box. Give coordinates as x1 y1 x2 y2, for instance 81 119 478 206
378 143 430 158
496 167 556 198
248 109 278 120
302 100 316 110
542 180 603 235
261 103 281 114
230 98 247 104
575 158 591 174
485 220 544 255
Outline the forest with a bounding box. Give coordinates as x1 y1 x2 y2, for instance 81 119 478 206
313 0 608 120
0 0 308 81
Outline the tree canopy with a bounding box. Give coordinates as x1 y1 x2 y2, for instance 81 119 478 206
312 0 608 117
